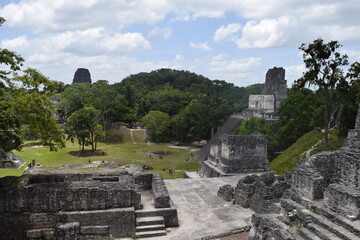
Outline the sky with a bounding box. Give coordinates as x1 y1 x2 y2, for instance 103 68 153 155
1 0 360 87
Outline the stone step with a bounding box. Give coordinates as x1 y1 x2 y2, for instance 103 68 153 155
135 229 166 238
306 223 342 240
136 224 165 232
311 202 360 237
308 209 360 240
136 216 165 226
299 227 321 240
282 198 360 240
294 234 306 240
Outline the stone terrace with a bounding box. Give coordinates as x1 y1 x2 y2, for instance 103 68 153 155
131 175 255 240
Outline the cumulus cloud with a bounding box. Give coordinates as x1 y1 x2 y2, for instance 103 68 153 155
235 16 297 48
147 27 173 40
208 54 262 85
189 42 212 51
0 0 171 33
213 23 241 43
285 64 306 84
2 28 151 57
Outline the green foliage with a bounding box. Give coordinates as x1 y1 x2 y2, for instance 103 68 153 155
66 107 103 151
0 140 199 179
140 111 171 144
270 129 344 175
0 67 65 152
276 87 323 149
296 38 349 150
233 116 268 135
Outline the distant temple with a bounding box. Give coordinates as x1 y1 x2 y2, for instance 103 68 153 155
196 67 287 163
72 68 92 84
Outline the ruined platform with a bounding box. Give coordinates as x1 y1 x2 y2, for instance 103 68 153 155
0 164 178 239
249 104 360 239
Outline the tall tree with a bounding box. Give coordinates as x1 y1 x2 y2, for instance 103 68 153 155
296 38 349 150
140 111 171 144
1 17 64 152
66 107 103 152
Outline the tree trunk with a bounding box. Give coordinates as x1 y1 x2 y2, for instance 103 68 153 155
324 105 329 151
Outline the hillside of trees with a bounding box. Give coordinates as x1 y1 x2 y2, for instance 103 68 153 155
58 69 263 144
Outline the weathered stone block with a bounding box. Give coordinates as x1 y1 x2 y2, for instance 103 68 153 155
152 174 171 208
217 184 234 201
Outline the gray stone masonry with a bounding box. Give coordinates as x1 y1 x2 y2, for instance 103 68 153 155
261 67 287 109
217 184 234 201
198 134 269 177
0 166 178 239
248 104 360 239
234 173 290 213
152 173 171 208
72 68 92 84
196 67 286 163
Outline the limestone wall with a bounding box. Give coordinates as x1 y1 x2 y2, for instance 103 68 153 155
261 67 287 109
248 95 275 113
234 173 290 213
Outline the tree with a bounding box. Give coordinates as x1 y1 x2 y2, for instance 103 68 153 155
140 111 171 144
66 107 103 152
296 38 349 150
347 62 360 104
1 34 65 152
276 87 323 149
233 116 268 135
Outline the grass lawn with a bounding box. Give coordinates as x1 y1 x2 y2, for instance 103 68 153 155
270 129 345 175
0 140 200 179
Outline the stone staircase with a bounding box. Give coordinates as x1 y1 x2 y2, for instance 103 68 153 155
279 198 360 240
135 216 166 238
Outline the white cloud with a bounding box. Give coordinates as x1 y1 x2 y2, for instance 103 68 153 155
213 23 241 43
1 35 29 50
285 64 306 84
189 42 212 51
147 27 173 40
235 16 297 48
2 28 151 57
0 0 172 33
208 55 262 85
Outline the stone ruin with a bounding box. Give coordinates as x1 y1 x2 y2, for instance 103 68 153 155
72 68 92 84
0 165 178 240
196 67 287 163
245 104 360 239
198 134 269 177
0 151 25 169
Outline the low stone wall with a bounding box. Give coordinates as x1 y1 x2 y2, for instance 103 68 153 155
134 172 153 190
0 178 140 213
152 174 171 208
0 208 136 240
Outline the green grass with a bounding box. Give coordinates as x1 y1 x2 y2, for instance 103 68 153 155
270 129 345 175
0 140 200 179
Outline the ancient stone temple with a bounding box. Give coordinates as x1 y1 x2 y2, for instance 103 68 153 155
248 104 360 240
261 67 287 109
72 68 92 84
0 165 178 239
196 67 287 162
198 134 269 177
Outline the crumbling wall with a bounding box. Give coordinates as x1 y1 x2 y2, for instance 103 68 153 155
0 172 140 239
234 173 291 213
199 134 269 177
261 67 287 109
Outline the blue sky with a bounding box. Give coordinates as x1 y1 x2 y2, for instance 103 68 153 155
1 0 360 86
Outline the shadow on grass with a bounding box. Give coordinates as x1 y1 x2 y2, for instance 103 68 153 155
68 150 107 157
